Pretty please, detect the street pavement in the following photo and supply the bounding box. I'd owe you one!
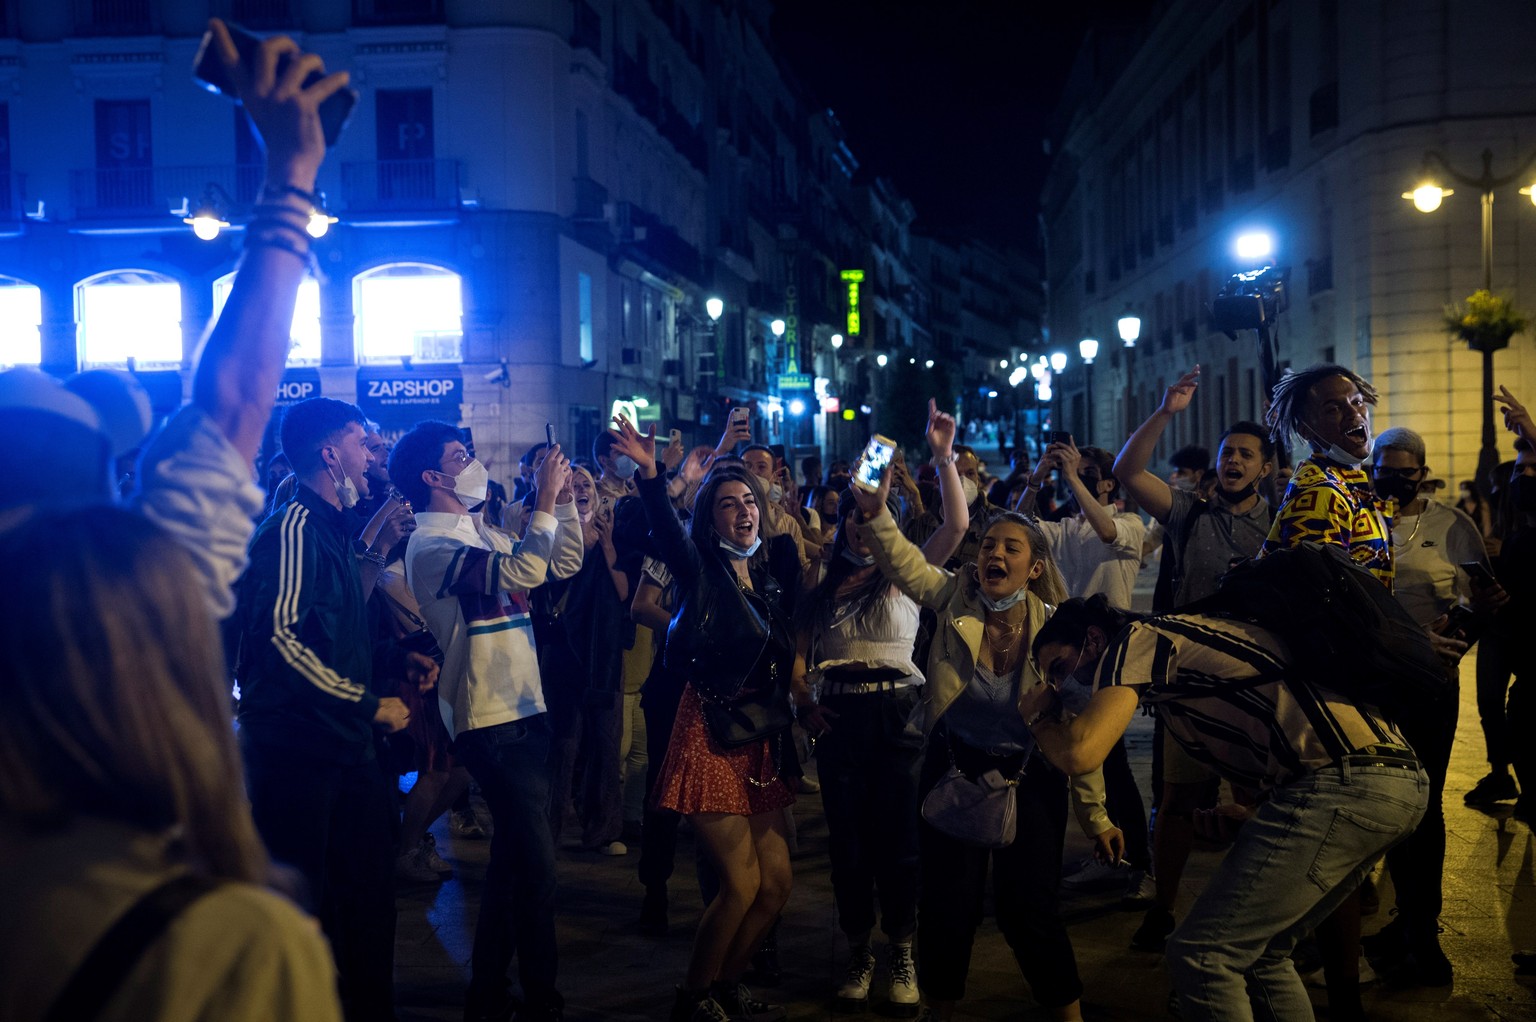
[395,560,1536,1021]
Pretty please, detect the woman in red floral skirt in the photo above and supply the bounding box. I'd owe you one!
[608,415,800,1022]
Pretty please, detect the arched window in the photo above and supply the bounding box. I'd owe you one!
[353,263,462,364]
[77,270,182,369]
[214,272,322,366]
[0,276,43,369]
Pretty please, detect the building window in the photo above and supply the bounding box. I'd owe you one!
[354,263,462,365]
[374,88,435,201]
[91,99,153,214]
[578,272,594,363]
[0,276,42,368]
[214,273,321,366]
[78,270,182,369]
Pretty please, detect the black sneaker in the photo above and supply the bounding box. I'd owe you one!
[1465,771,1519,806]
[672,987,726,1022]
[1131,905,1176,952]
[709,981,785,1022]
[1391,929,1453,987]
[744,930,782,986]
[1361,917,1407,965]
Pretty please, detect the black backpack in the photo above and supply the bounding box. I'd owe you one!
[1180,542,1451,729]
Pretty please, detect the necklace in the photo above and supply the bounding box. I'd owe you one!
[1391,508,1424,549]
[984,616,1025,663]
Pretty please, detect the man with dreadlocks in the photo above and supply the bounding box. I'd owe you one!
[1260,363,1391,581]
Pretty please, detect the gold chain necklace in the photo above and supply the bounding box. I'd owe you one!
[1392,506,1424,549]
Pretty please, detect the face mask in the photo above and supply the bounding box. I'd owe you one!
[1216,479,1257,504]
[978,584,1030,613]
[613,455,638,480]
[1510,474,1536,514]
[1303,424,1364,468]
[1170,474,1197,492]
[960,478,979,506]
[718,535,762,559]
[1373,474,1421,507]
[840,546,876,567]
[326,452,359,509]
[768,482,784,503]
[449,458,490,505]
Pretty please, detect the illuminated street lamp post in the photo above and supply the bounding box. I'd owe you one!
[1405,149,1536,480]
[1117,309,1141,436]
[1078,338,1099,444]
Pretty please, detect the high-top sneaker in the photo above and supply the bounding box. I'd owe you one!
[886,941,920,1017]
[836,943,876,1011]
[709,981,785,1021]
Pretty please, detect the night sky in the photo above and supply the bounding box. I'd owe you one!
[770,0,1157,255]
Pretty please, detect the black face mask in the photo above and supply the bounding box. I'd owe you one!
[1373,474,1422,507]
[1215,479,1258,504]
[1511,474,1536,514]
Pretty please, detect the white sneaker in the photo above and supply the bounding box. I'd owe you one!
[836,944,875,1007]
[595,840,627,856]
[886,942,920,1016]
[394,848,439,884]
[419,835,453,876]
[1061,857,1127,890]
[1121,869,1157,905]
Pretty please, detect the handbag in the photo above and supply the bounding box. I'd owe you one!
[697,639,795,748]
[920,732,1027,848]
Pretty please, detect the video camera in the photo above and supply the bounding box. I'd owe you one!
[1209,265,1290,339]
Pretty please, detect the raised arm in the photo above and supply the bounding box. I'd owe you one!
[851,464,960,610]
[611,415,703,586]
[920,398,970,566]
[1055,440,1118,544]
[190,20,351,465]
[1114,366,1201,524]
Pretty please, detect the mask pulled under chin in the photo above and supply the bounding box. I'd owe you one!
[718,535,762,559]
[1216,480,1258,504]
[977,582,1030,612]
[840,546,876,567]
[331,468,360,509]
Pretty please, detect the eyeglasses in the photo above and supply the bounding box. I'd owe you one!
[441,450,472,468]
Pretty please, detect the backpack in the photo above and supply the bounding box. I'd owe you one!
[1180,541,1451,731]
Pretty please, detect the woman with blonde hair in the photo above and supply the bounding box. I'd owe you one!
[850,466,1120,1022]
[0,508,341,1022]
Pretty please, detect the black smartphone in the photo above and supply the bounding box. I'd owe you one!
[1046,430,1074,447]
[193,22,358,148]
[1441,604,1486,646]
[545,422,556,448]
[1460,561,1498,588]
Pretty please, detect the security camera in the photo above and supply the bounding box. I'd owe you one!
[483,359,510,387]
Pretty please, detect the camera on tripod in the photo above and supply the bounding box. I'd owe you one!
[1209,265,1290,339]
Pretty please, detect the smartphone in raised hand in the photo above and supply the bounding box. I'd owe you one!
[192,21,358,147]
[852,434,898,493]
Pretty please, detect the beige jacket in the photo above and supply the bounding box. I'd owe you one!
[860,509,1114,838]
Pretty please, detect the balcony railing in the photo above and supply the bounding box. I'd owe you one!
[226,0,296,30]
[74,0,156,35]
[69,164,263,219]
[351,0,444,26]
[340,159,460,212]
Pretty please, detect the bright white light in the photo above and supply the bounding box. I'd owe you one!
[1049,351,1068,372]
[1079,337,1100,363]
[909,357,916,364]
[770,318,786,337]
[1406,184,1449,214]
[830,333,844,349]
[1234,231,1273,263]
[1117,314,1141,345]
[215,274,321,365]
[186,213,227,241]
[999,359,1009,368]
[876,353,888,367]
[789,398,806,415]
[79,273,183,368]
[1523,185,1536,208]
[307,209,339,239]
[632,396,651,409]
[859,404,872,415]
[356,264,463,363]
[0,279,42,368]
[1030,363,1045,381]
[1009,367,1028,387]
[925,359,935,368]
[706,296,724,322]
[987,390,999,398]
[1037,381,1053,401]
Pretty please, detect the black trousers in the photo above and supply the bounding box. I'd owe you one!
[638,681,685,890]
[1507,654,1536,804]
[916,734,1083,1008]
[1475,632,1514,769]
[1384,694,1458,932]
[815,687,924,940]
[243,738,398,1022]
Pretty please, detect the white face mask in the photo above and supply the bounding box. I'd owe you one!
[326,452,359,509]
[1303,424,1365,469]
[448,458,490,505]
[960,477,979,506]
[613,454,638,480]
[978,584,1030,612]
[718,535,762,559]
[768,482,784,503]
[840,546,876,567]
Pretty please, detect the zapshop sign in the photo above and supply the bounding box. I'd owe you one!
[357,367,463,427]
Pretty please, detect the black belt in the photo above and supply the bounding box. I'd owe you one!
[1339,744,1419,770]
[822,679,913,696]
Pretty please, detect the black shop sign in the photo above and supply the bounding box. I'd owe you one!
[356,367,463,428]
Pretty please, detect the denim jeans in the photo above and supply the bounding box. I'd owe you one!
[455,715,561,1016]
[1166,753,1429,1021]
[814,686,924,940]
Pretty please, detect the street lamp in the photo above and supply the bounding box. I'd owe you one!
[770,318,786,337]
[1078,338,1100,444]
[1049,351,1067,373]
[1117,309,1141,347]
[876,353,888,367]
[1404,147,1536,481]
[830,332,843,349]
[706,296,724,322]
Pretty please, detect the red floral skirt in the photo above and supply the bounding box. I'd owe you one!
[651,684,794,816]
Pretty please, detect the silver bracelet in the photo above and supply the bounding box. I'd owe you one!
[933,452,957,468]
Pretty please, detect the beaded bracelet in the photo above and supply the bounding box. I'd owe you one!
[248,216,313,243]
[933,452,957,468]
[259,183,323,208]
[245,231,310,263]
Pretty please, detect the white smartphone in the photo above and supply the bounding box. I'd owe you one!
[852,434,898,493]
[729,406,749,430]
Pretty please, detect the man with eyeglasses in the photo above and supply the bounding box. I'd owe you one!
[1359,426,1501,986]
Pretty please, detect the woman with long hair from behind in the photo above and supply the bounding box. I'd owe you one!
[0,508,342,1022]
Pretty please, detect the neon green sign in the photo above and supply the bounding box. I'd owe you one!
[840,269,863,336]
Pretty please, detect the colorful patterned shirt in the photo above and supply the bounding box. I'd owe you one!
[1261,456,1394,589]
